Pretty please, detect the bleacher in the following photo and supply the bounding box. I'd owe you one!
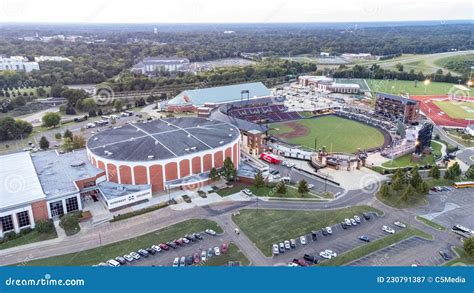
[227,104,301,123]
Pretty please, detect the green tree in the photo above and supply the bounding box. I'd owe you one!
[253,171,265,189]
[401,184,415,201]
[410,167,423,189]
[79,97,97,112]
[72,135,86,149]
[209,168,219,182]
[36,87,47,97]
[297,179,309,194]
[418,181,430,195]
[42,112,61,128]
[39,136,50,149]
[465,165,474,180]
[114,99,124,111]
[275,181,287,194]
[54,132,62,140]
[429,165,440,179]
[392,177,404,191]
[222,157,236,181]
[62,137,74,152]
[63,129,73,140]
[379,183,391,197]
[464,237,474,258]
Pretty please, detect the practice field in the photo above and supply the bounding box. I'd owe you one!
[366,79,472,96]
[433,100,474,119]
[335,78,370,92]
[269,115,386,153]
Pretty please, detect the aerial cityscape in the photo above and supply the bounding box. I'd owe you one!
[0,1,472,291]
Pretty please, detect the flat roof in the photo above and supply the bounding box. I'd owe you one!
[167,82,272,107]
[98,181,150,200]
[0,152,45,210]
[31,150,103,198]
[376,92,417,105]
[87,117,240,162]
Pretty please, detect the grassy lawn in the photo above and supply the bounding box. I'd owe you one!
[319,228,432,266]
[20,219,222,266]
[434,53,474,74]
[216,182,251,197]
[202,243,250,266]
[376,187,428,209]
[381,141,441,168]
[366,79,470,96]
[415,216,446,231]
[232,206,382,257]
[0,229,58,250]
[445,129,474,148]
[444,247,474,266]
[424,178,455,188]
[216,182,322,199]
[269,115,385,153]
[433,101,474,119]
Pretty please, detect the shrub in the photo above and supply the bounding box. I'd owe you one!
[35,219,55,234]
[59,212,82,236]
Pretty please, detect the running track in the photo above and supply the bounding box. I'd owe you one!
[411,95,472,127]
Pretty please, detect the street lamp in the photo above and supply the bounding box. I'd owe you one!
[423,79,430,94]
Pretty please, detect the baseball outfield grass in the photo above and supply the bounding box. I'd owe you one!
[269,115,385,153]
[433,100,474,119]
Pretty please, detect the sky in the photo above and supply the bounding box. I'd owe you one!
[0,0,472,23]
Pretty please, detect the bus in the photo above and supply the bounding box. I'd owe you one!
[260,153,281,164]
[453,181,474,188]
[452,224,473,236]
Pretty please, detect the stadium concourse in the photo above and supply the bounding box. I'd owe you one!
[411,95,473,127]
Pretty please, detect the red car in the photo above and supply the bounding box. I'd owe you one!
[193,253,200,264]
[159,243,169,250]
[221,243,228,254]
[297,259,309,267]
[174,239,183,246]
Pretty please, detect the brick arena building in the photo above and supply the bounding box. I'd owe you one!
[86,117,241,192]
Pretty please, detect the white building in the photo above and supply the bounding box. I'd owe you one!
[131,56,190,75]
[0,56,40,72]
[34,56,72,62]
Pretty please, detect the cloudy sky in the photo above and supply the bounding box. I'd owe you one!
[0,0,472,23]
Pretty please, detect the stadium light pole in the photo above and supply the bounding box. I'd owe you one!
[423,79,430,94]
[314,137,317,151]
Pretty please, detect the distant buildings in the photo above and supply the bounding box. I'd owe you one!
[131,56,190,75]
[0,56,39,72]
[341,53,376,61]
[34,56,72,62]
[375,92,420,124]
[298,76,360,94]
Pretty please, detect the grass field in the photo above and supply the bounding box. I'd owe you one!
[202,243,250,266]
[0,229,58,250]
[444,247,474,266]
[415,216,446,231]
[269,115,385,153]
[20,219,222,266]
[433,100,474,119]
[319,228,432,266]
[366,79,471,96]
[381,141,442,168]
[434,53,474,75]
[232,206,381,257]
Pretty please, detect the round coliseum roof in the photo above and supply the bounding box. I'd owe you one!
[86,117,240,162]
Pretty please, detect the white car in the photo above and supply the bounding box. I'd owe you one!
[201,250,207,262]
[307,184,315,189]
[354,215,361,223]
[319,251,332,259]
[288,262,299,267]
[214,246,221,256]
[130,252,141,260]
[272,244,279,255]
[382,225,395,234]
[325,249,337,258]
[205,229,217,236]
[284,240,291,250]
[123,254,134,262]
[326,226,333,234]
[242,189,253,196]
[107,259,120,267]
[345,218,352,226]
[151,245,162,253]
[181,237,190,244]
[350,218,357,225]
[300,235,307,245]
[394,221,406,228]
[172,257,179,267]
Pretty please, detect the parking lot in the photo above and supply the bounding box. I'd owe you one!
[269,212,408,266]
[349,236,452,266]
[126,232,232,267]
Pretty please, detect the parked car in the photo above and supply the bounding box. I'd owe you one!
[130,252,141,260]
[341,222,347,229]
[290,239,296,248]
[350,218,357,226]
[107,259,121,267]
[174,239,183,246]
[242,189,254,196]
[326,226,333,235]
[207,248,214,258]
[394,221,406,228]
[185,255,194,266]
[362,213,371,220]
[345,218,352,226]
[173,257,179,267]
[439,251,450,261]
[180,256,186,266]
[201,250,207,262]
[138,249,149,257]
[297,259,309,267]
[123,254,134,262]
[284,240,291,250]
[279,242,285,253]
[325,249,337,258]
[311,231,318,241]
[194,253,201,264]
[354,215,361,223]
[221,243,228,254]
[151,245,162,253]
[382,225,395,234]
[273,244,280,255]
[307,184,315,189]
[146,247,156,255]
[167,242,178,249]
[304,254,318,264]
[181,237,190,244]
[319,251,332,259]
[159,243,169,250]
[194,233,203,240]
[300,235,307,245]
[358,235,370,242]
[205,229,217,236]
[115,256,126,265]
[214,246,221,256]
[321,228,328,236]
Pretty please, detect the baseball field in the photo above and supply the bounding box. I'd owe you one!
[433,100,474,119]
[269,115,385,153]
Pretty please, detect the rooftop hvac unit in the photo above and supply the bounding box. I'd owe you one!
[190,147,196,150]
[148,155,154,160]
[219,141,224,144]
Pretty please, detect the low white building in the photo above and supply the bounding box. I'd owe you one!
[0,56,40,72]
[131,56,190,75]
[98,181,152,211]
[34,56,72,62]
[466,125,474,136]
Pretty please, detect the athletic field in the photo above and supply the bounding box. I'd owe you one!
[365,79,472,96]
[433,100,474,119]
[269,115,385,153]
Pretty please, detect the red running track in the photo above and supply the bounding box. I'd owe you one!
[411,95,471,127]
